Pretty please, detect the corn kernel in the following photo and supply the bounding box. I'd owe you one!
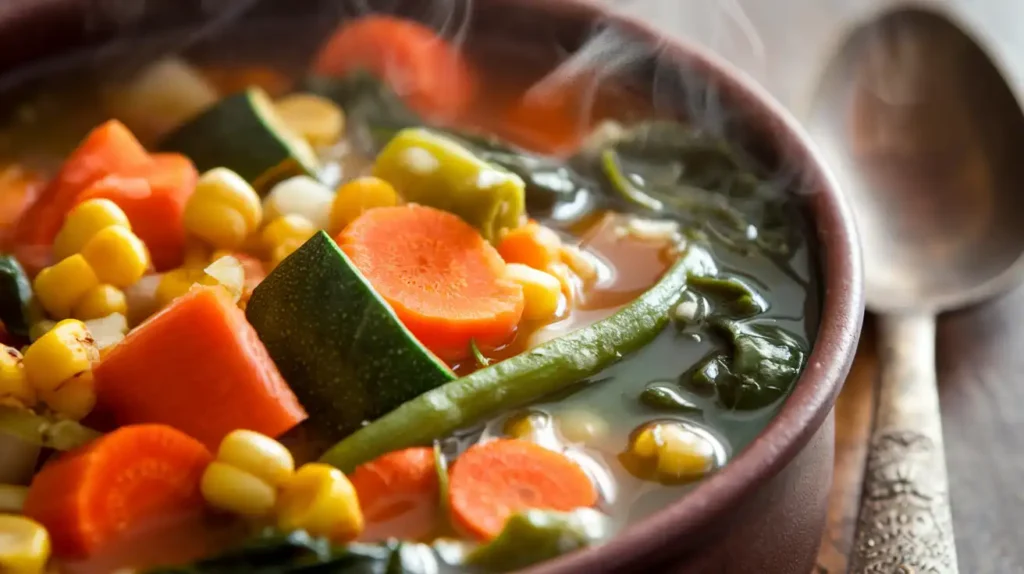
[330,176,398,234]
[505,263,561,321]
[268,239,305,270]
[275,93,346,147]
[22,319,98,394]
[217,430,295,488]
[52,198,132,261]
[631,428,658,459]
[185,168,262,250]
[629,423,718,481]
[72,284,128,321]
[261,215,317,255]
[33,255,100,319]
[80,225,150,289]
[201,461,276,518]
[557,409,609,446]
[0,346,34,409]
[277,463,363,542]
[40,370,96,421]
[155,268,208,308]
[503,410,549,440]
[0,514,51,574]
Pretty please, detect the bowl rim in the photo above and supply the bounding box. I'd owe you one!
[0,0,865,571]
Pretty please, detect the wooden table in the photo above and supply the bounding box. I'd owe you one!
[815,282,1024,573]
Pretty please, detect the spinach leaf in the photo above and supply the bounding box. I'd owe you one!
[687,275,767,319]
[639,382,703,414]
[684,320,806,411]
[145,529,437,574]
[0,255,35,339]
[467,508,612,572]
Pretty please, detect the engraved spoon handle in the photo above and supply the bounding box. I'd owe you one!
[849,313,958,574]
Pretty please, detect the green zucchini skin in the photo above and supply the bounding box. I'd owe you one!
[320,253,691,472]
[0,255,34,339]
[159,88,318,192]
[245,231,454,442]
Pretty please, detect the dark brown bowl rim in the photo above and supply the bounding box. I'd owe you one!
[0,0,864,571]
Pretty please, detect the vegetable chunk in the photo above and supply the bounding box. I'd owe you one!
[94,287,306,449]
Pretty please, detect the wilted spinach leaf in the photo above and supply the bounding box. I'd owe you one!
[684,320,806,410]
[0,255,35,338]
[687,275,768,319]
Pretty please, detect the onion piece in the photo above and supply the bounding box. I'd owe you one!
[204,256,245,303]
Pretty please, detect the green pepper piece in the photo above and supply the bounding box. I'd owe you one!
[467,508,612,572]
[0,256,35,339]
[320,245,698,472]
[372,128,526,243]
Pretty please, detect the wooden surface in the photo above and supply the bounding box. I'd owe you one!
[815,282,1024,573]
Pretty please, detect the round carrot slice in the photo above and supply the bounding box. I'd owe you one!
[448,439,598,540]
[338,205,524,362]
[312,15,476,121]
[349,447,439,540]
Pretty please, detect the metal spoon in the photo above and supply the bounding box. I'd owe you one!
[806,7,1024,573]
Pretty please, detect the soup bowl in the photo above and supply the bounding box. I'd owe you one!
[0,0,864,572]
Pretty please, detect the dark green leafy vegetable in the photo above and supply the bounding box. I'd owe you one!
[146,529,423,574]
[320,246,701,472]
[0,255,35,338]
[639,382,702,414]
[684,321,807,410]
[687,275,768,318]
[0,406,100,450]
[467,508,612,572]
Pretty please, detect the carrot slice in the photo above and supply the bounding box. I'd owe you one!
[448,439,597,540]
[349,446,439,541]
[22,424,212,558]
[312,15,476,120]
[14,120,151,247]
[497,222,562,270]
[77,153,198,271]
[94,287,307,449]
[337,205,524,362]
[0,165,44,250]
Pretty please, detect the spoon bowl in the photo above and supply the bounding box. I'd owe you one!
[808,7,1024,573]
[809,7,1024,314]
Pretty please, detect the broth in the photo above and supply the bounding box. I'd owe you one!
[0,10,818,574]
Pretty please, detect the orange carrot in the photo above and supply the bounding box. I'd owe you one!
[77,153,198,271]
[497,222,563,270]
[22,424,213,558]
[337,205,524,362]
[349,447,439,541]
[94,287,307,450]
[496,88,592,156]
[0,165,44,250]
[448,439,597,540]
[313,15,476,120]
[14,120,151,247]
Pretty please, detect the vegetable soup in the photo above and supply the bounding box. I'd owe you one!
[0,9,818,574]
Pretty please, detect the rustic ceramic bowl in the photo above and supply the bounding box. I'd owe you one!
[0,0,864,572]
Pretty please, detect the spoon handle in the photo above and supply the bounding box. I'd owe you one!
[849,313,958,573]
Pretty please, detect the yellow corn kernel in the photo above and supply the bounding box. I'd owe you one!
[330,176,398,234]
[40,370,96,421]
[0,514,51,574]
[505,263,561,322]
[80,225,150,289]
[71,284,128,321]
[155,268,208,308]
[503,410,549,440]
[52,198,132,261]
[22,319,98,394]
[267,239,306,270]
[654,424,717,479]
[0,346,35,409]
[275,93,346,147]
[261,215,317,254]
[217,430,295,488]
[630,427,658,459]
[33,255,100,319]
[556,409,609,446]
[185,168,263,250]
[201,461,276,518]
[277,463,363,542]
